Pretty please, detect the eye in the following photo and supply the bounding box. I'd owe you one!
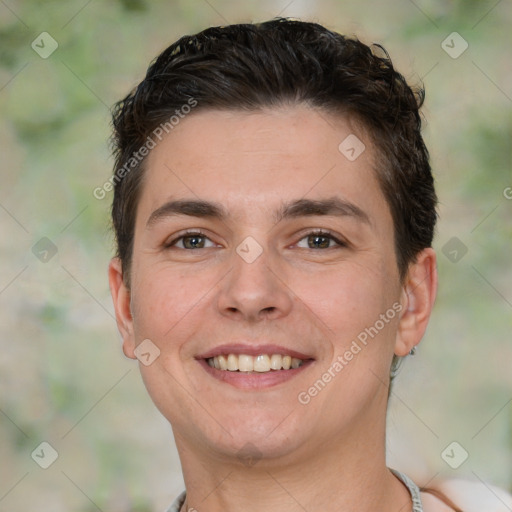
[295,230,346,250]
[164,229,346,250]
[165,231,217,249]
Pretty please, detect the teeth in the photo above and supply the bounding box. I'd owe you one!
[208,354,305,372]
[238,354,254,372]
[218,355,228,370]
[227,354,238,371]
[291,357,302,369]
[270,354,282,370]
[253,354,270,372]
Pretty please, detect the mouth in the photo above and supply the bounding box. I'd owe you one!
[196,345,315,390]
[207,353,305,372]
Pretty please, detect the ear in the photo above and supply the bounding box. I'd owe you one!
[108,257,137,359]
[395,248,438,357]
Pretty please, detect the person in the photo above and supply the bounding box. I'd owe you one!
[107,18,510,512]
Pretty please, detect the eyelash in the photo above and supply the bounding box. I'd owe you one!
[164,229,347,250]
[298,230,347,249]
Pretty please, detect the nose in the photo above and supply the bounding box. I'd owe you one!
[216,242,293,323]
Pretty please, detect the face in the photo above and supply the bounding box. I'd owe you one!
[109,105,436,466]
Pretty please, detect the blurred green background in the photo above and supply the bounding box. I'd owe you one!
[0,0,511,510]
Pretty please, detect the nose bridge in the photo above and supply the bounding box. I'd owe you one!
[216,235,292,321]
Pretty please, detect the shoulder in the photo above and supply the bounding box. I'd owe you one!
[422,478,512,512]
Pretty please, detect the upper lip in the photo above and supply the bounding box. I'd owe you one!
[196,344,315,361]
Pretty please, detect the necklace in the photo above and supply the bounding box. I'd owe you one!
[392,469,423,512]
[175,471,423,512]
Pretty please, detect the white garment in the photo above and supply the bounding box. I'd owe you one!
[434,478,512,512]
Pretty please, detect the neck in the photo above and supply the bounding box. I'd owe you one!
[174,418,411,512]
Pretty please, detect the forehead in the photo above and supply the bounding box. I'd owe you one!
[136,106,389,227]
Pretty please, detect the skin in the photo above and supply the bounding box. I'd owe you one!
[109,106,441,511]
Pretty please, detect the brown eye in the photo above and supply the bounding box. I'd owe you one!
[296,230,346,249]
[165,231,216,249]
[308,234,331,249]
[181,234,206,249]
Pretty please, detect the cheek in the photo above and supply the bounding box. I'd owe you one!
[130,266,210,345]
[302,266,399,408]
[128,268,211,419]
[296,264,393,337]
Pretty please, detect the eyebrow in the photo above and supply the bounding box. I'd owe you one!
[146,196,371,228]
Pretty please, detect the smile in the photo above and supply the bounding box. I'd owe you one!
[207,354,304,373]
[197,344,315,389]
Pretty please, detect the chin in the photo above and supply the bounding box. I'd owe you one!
[172,404,310,463]
[219,411,315,463]
[218,431,306,466]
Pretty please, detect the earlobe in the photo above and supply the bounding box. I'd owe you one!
[108,258,137,359]
[395,248,438,357]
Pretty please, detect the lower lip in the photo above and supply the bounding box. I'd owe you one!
[197,359,314,390]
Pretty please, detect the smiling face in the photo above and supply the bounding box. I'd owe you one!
[109,105,436,467]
